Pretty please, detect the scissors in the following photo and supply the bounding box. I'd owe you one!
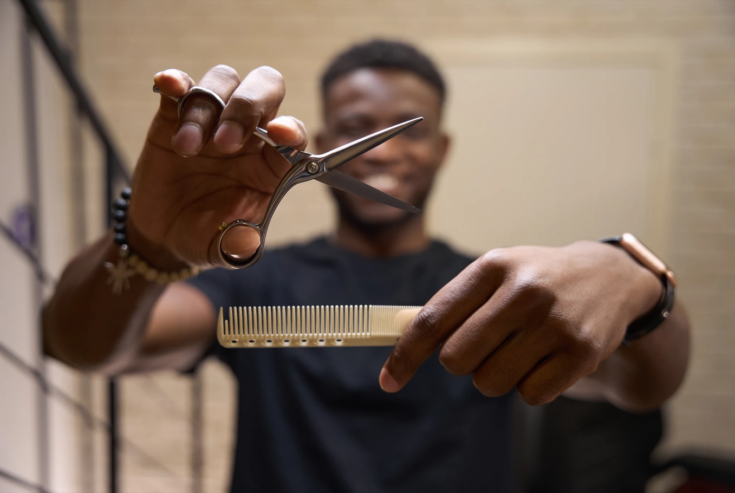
[153,85,423,269]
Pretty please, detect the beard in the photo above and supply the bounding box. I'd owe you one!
[330,185,432,235]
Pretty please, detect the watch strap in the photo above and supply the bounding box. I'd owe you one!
[601,236,676,343]
[624,273,674,342]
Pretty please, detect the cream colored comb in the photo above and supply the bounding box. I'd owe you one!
[217,305,422,348]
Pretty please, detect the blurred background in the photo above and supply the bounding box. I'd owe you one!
[1,0,733,492]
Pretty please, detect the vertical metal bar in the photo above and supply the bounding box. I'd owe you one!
[108,380,119,493]
[106,147,116,221]
[17,0,130,184]
[106,146,119,493]
[65,0,87,247]
[78,376,94,492]
[22,16,49,493]
[191,370,203,493]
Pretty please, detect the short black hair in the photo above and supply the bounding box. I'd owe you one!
[320,39,446,106]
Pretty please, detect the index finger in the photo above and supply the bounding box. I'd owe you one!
[213,66,286,154]
[379,254,505,392]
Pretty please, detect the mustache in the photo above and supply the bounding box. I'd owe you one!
[329,184,433,232]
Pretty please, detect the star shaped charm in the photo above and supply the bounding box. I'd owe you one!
[104,259,135,294]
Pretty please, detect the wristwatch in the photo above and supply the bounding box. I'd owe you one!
[601,233,677,343]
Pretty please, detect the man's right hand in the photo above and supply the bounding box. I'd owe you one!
[128,64,308,268]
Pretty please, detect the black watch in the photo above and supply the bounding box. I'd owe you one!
[601,233,677,343]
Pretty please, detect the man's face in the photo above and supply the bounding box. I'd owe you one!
[316,68,449,227]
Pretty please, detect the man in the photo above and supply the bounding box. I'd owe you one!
[44,40,689,492]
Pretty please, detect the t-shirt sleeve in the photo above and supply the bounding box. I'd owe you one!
[187,267,234,312]
[184,257,278,371]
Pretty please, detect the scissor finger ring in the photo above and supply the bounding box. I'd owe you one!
[152,84,423,270]
[153,85,226,117]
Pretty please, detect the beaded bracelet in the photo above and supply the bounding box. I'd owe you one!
[104,188,199,294]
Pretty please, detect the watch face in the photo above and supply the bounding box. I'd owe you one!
[620,233,678,288]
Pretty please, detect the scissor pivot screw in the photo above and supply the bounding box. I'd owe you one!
[306,161,319,174]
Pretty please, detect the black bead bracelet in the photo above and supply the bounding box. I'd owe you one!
[104,187,199,294]
[111,188,130,251]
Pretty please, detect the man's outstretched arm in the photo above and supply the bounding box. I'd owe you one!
[43,64,309,374]
[379,240,690,411]
[42,230,216,374]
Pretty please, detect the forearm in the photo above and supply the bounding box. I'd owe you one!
[43,231,168,373]
[576,300,690,411]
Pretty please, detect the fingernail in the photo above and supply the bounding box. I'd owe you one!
[173,123,203,156]
[379,367,401,393]
[156,69,176,82]
[214,121,245,153]
[271,116,298,132]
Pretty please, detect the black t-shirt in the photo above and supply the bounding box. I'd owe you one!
[188,237,513,493]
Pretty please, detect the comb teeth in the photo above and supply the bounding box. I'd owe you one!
[217,305,422,348]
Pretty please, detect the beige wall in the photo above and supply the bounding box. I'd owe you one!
[4,0,728,491]
[426,40,676,255]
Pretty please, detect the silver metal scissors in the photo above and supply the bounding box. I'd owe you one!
[153,85,423,269]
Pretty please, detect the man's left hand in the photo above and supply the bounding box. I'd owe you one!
[379,240,663,405]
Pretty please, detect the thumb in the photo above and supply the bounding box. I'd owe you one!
[218,225,261,263]
[211,116,309,267]
[266,116,309,151]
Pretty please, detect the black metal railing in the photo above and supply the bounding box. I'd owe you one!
[1,1,203,492]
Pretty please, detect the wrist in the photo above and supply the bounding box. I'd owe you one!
[126,214,189,272]
[627,258,664,321]
[598,241,660,321]
[600,234,677,342]
[104,188,199,294]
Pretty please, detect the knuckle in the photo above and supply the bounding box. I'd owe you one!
[225,95,261,119]
[472,373,511,398]
[479,248,508,271]
[511,277,548,304]
[438,344,471,375]
[472,249,511,286]
[568,327,602,356]
[556,329,602,375]
[411,307,441,339]
[517,383,556,406]
[183,102,218,124]
[585,357,600,375]
[504,277,556,324]
[210,64,240,85]
[253,66,284,87]
[576,349,601,375]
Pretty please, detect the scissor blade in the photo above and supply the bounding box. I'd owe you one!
[316,170,422,214]
[318,117,424,171]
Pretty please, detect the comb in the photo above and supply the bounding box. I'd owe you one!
[217,305,422,348]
